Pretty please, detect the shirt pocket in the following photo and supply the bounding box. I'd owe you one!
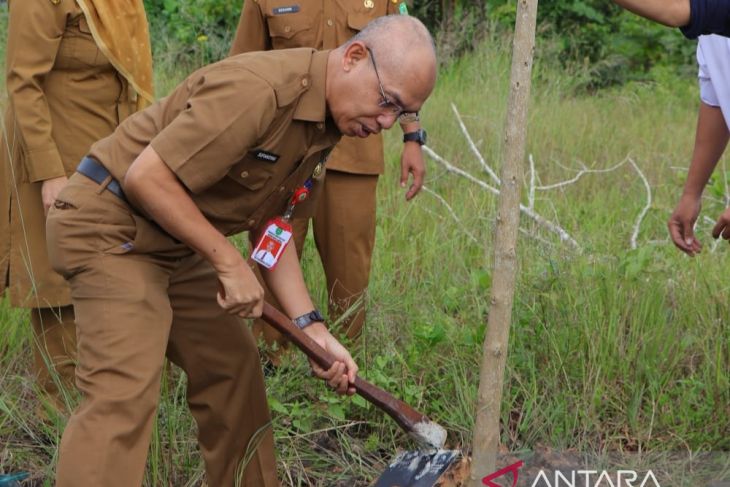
[226,158,275,191]
[54,16,105,71]
[347,11,377,33]
[266,9,315,49]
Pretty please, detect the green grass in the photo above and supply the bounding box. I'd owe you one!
[1,15,728,486]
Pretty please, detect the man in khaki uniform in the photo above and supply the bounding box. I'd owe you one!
[47,15,437,486]
[0,0,152,410]
[231,0,427,352]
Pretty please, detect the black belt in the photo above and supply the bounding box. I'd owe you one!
[76,156,126,201]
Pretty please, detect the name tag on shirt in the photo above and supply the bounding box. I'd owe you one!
[252,150,280,163]
[273,5,300,15]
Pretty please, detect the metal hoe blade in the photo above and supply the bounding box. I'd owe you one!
[374,449,462,487]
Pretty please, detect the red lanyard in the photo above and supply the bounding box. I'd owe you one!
[282,179,312,221]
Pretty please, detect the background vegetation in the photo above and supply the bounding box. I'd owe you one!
[1,1,728,486]
[143,0,697,88]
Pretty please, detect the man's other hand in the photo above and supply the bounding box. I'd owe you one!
[216,261,265,318]
[305,323,358,395]
[668,194,703,256]
[400,141,425,200]
[41,175,69,215]
[711,206,730,244]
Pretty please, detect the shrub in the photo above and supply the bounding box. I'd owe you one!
[142,0,696,89]
[144,0,243,66]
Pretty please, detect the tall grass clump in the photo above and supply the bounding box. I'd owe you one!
[374,35,727,457]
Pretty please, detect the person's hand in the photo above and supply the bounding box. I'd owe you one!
[41,176,69,215]
[711,206,730,244]
[216,258,264,318]
[305,323,358,395]
[400,142,425,201]
[668,193,703,256]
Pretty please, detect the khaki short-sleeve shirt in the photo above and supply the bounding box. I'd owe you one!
[89,49,340,235]
[230,0,405,175]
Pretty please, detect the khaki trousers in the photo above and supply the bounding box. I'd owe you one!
[30,305,76,412]
[47,175,278,487]
[253,170,378,362]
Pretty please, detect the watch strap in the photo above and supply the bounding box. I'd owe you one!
[403,129,427,145]
[398,111,420,124]
[292,309,325,330]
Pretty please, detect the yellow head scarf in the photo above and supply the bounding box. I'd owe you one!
[75,0,154,110]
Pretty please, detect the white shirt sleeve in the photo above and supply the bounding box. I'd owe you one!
[698,38,721,107]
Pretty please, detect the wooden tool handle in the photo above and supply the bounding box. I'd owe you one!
[260,302,430,435]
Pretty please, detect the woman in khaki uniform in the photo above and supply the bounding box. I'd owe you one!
[0,0,153,409]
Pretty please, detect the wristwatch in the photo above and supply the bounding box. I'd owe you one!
[292,309,325,330]
[403,128,427,146]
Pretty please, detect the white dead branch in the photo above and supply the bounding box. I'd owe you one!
[534,157,629,192]
[528,154,536,209]
[451,103,500,185]
[424,105,667,253]
[423,144,581,251]
[629,158,651,250]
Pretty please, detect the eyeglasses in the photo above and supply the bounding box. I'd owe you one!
[366,46,404,116]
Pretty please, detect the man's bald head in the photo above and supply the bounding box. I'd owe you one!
[326,15,438,138]
[346,15,436,78]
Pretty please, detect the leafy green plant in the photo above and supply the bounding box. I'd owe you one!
[488,0,695,88]
[144,0,243,66]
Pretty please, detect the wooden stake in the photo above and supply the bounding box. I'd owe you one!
[469,0,538,485]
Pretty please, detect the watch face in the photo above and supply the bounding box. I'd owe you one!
[404,130,427,145]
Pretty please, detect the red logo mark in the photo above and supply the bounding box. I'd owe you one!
[482,460,524,487]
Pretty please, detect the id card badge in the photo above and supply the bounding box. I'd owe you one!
[252,217,292,269]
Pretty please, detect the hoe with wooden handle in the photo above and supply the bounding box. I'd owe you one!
[260,302,466,486]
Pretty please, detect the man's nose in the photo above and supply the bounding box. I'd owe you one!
[377,111,398,130]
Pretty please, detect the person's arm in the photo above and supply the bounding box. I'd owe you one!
[254,239,358,394]
[614,0,730,39]
[386,5,426,200]
[125,143,355,393]
[6,0,72,212]
[125,145,265,317]
[399,117,426,200]
[612,0,690,27]
[668,102,729,255]
[229,0,271,56]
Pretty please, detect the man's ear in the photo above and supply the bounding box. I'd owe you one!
[342,41,368,72]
